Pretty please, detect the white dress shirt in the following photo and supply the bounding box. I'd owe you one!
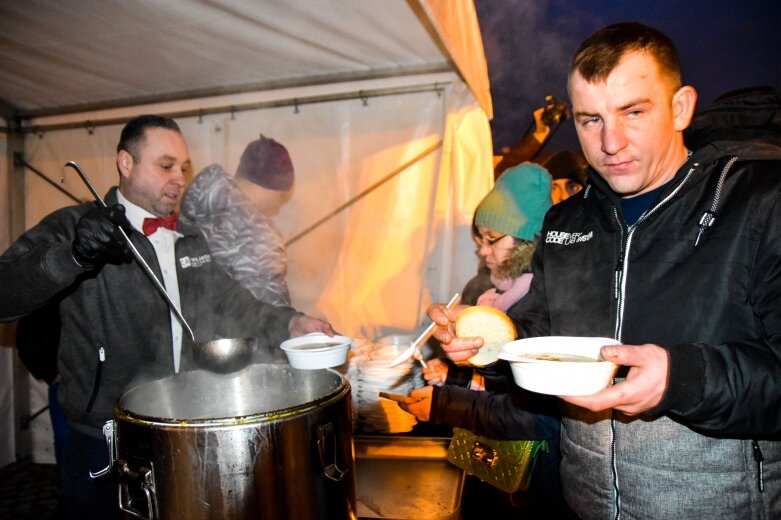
[117,191,185,372]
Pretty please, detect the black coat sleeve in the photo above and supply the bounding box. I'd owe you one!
[0,207,89,321]
[430,385,560,441]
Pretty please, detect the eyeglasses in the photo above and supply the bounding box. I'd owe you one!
[475,233,507,247]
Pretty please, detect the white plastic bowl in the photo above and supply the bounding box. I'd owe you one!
[280,333,353,369]
[499,336,620,395]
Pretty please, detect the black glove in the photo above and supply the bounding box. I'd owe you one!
[71,204,132,268]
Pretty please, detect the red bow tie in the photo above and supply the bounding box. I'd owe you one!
[142,214,179,236]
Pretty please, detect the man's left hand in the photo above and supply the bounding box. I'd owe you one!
[289,314,335,337]
[561,343,668,415]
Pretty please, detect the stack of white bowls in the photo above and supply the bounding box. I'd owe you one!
[354,334,421,433]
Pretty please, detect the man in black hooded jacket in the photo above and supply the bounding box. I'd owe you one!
[427,24,781,519]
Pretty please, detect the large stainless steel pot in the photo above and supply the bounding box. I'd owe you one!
[97,364,355,519]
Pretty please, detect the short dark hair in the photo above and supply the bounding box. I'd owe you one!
[117,115,181,161]
[569,22,682,93]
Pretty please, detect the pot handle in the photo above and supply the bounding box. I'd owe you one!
[118,459,158,520]
[89,420,116,479]
[317,422,349,482]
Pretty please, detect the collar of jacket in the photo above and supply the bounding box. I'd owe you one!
[580,153,702,230]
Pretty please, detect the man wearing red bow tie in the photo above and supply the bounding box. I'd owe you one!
[0,115,334,519]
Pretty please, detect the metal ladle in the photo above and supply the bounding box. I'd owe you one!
[192,337,257,374]
[63,161,196,342]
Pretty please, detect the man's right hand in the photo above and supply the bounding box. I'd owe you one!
[427,303,483,365]
[71,204,131,268]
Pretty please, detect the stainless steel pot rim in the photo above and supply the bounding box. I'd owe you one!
[113,378,351,428]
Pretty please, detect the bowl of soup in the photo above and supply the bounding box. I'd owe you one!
[498,336,620,395]
[280,333,353,369]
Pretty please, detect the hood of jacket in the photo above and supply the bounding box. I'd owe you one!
[685,85,781,159]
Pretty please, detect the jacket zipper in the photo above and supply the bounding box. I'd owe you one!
[752,440,765,492]
[610,205,628,520]
[612,206,625,305]
[695,157,736,246]
[608,159,699,520]
[85,345,105,413]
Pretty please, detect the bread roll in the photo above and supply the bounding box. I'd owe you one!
[455,305,517,367]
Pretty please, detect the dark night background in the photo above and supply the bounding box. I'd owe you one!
[474,0,781,155]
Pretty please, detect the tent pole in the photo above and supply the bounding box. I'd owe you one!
[19,83,448,135]
[2,121,32,463]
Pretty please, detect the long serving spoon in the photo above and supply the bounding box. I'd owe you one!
[62,161,196,342]
[388,292,461,369]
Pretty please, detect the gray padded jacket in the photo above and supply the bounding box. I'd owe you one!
[180,164,291,306]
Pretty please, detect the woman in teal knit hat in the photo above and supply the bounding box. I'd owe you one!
[427,162,553,387]
[410,163,571,517]
[472,162,552,311]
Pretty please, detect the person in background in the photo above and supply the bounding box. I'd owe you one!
[494,95,571,178]
[493,106,551,177]
[424,163,552,389]
[426,23,781,518]
[461,150,587,312]
[537,150,588,204]
[0,115,333,519]
[180,134,293,307]
[389,164,572,517]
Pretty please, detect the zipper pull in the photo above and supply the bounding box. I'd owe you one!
[613,260,623,299]
[695,211,716,247]
[752,440,764,492]
[99,346,106,362]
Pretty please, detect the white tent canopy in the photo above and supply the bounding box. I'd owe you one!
[0,0,492,118]
[0,0,494,465]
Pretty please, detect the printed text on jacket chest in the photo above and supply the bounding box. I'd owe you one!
[179,254,212,268]
[545,230,594,245]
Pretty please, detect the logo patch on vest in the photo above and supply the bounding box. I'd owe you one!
[545,230,594,245]
[179,254,211,269]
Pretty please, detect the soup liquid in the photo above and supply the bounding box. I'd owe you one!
[521,353,597,362]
